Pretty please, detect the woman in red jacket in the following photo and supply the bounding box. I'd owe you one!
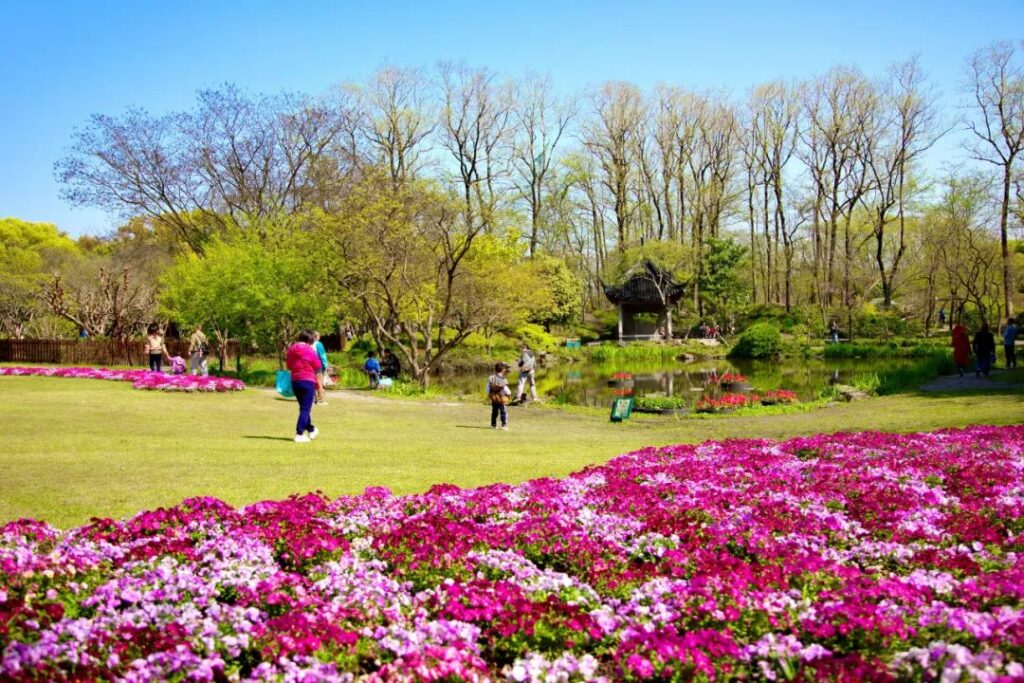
[286,330,322,443]
[951,323,971,377]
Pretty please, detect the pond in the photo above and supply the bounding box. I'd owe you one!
[431,355,919,408]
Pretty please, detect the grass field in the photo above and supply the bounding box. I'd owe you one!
[1,374,1022,528]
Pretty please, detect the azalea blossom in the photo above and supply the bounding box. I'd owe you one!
[2,425,1024,680]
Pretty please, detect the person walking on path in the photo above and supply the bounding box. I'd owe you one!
[487,363,511,430]
[951,323,971,377]
[829,321,839,343]
[972,323,996,378]
[312,331,330,405]
[188,325,209,377]
[1003,318,1018,369]
[515,344,537,404]
[286,330,322,443]
[364,351,381,390]
[144,324,170,373]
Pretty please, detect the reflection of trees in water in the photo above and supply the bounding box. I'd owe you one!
[439,357,917,407]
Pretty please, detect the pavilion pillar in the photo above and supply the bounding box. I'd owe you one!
[618,304,624,341]
[666,308,673,339]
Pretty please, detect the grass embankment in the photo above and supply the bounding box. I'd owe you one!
[1,375,1022,529]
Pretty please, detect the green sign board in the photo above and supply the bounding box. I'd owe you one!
[609,397,634,422]
[565,338,581,349]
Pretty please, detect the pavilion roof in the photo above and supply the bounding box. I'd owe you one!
[602,261,687,306]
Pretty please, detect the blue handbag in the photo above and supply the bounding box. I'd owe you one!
[275,370,294,398]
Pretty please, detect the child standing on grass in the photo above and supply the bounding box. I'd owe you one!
[364,351,381,389]
[487,363,511,430]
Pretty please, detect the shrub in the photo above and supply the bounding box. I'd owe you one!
[513,324,559,353]
[729,323,782,359]
[634,395,687,411]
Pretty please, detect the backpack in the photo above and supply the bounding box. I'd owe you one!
[489,381,510,405]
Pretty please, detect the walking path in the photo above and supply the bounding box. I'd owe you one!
[920,370,1019,392]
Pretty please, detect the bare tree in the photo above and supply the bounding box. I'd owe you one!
[582,82,645,250]
[55,109,212,254]
[862,58,943,307]
[357,65,435,187]
[963,40,1024,317]
[56,85,356,253]
[511,75,576,256]
[438,62,515,233]
[749,81,800,309]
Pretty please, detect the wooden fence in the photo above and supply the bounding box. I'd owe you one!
[0,338,239,366]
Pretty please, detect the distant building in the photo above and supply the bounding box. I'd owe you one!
[602,262,687,341]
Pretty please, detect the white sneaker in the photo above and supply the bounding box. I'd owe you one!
[501,425,508,431]
[308,427,319,440]
[294,434,310,443]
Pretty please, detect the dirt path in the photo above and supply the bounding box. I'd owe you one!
[920,370,1018,392]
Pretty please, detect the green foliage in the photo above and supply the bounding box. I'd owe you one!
[159,231,332,356]
[0,218,80,336]
[824,341,948,359]
[526,255,582,327]
[698,237,749,315]
[605,240,692,285]
[634,395,687,411]
[729,324,782,359]
[848,351,952,395]
[513,323,559,353]
[585,343,687,363]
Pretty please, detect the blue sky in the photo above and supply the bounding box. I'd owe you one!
[1,0,1021,237]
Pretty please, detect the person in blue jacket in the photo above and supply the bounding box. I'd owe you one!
[312,331,330,405]
[364,351,381,389]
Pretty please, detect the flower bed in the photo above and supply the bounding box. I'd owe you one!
[758,389,799,405]
[0,366,245,392]
[3,425,1024,681]
[695,392,757,412]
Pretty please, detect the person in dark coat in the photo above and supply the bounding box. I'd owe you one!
[381,348,401,379]
[972,323,996,377]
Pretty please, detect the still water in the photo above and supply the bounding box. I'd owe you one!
[432,356,914,408]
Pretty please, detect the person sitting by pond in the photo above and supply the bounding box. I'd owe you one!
[486,362,511,430]
[144,323,170,373]
[364,350,381,389]
[381,348,401,380]
[972,322,996,377]
[951,323,971,377]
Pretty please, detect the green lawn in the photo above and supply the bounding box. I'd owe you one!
[1,375,1022,528]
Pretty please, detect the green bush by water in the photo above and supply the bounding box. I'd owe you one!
[729,324,782,359]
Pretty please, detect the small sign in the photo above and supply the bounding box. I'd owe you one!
[565,338,581,349]
[610,396,634,422]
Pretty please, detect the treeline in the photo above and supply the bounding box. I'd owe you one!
[3,41,1023,382]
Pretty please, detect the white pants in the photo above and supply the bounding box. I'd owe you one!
[517,370,536,400]
[190,353,208,376]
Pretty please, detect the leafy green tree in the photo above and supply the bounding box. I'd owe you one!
[698,237,749,319]
[320,171,550,387]
[0,218,80,337]
[526,254,582,328]
[159,230,332,368]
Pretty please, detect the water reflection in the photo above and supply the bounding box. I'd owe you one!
[434,356,915,408]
